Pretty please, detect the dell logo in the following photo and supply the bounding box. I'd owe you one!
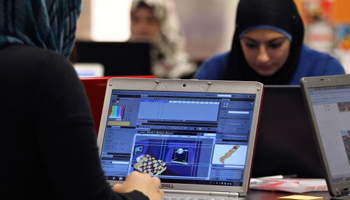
[161,184,174,188]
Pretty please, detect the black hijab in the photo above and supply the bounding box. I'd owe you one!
[222,0,304,84]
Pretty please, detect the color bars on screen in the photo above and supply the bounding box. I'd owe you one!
[109,105,125,118]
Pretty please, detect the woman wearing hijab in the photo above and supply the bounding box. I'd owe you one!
[129,0,196,79]
[194,0,345,85]
[0,1,163,199]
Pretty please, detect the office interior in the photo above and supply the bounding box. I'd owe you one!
[75,0,236,72]
[75,0,350,76]
[73,1,350,199]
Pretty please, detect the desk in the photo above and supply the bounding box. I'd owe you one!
[246,190,331,200]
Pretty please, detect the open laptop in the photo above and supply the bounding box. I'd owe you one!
[96,78,263,199]
[253,85,323,178]
[75,41,152,76]
[301,74,350,199]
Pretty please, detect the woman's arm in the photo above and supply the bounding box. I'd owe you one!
[34,52,154,200]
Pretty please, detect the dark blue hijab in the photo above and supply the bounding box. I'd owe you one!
[222,0,304,84]
[0,0,81,58]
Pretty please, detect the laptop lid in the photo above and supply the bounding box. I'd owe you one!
[301,74,350,199]
[253,85,323,178]
[96,78,263,198]
[75,41,151,76]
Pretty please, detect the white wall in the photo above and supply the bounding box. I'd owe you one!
[174,0,238,60]
[76,0,239,61]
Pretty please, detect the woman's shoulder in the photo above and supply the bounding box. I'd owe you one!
[1,45,75,75]
[1,45,70,68]
[298,44,345,73]
[4,45,68,61]
[290,44,345,84]
[0,45,79,92]
[300,45,341,64]
[206,52,230,63]
[194,52,229,80]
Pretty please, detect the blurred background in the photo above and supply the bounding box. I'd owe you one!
[75,0,350,74]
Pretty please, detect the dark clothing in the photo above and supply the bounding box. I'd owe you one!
[0,45,148,200]
[222,0,304,84]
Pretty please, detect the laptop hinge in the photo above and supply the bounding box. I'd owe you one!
[210,191,230,197]
[340,188,350,196]
[229,192,240,198]
[330,188,350,200]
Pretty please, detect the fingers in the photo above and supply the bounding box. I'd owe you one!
[158,188,165,199]
[112,183,123,193]
[152,176,161,185]
[152,176,164,200]
[114,171,164,200]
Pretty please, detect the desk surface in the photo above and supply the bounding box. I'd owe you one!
[246,190,331,200]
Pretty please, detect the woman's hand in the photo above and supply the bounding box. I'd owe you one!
[112,171,164,200]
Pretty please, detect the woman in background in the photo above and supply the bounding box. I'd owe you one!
[194,0,345,85]
[130,0,196,79]
[0,0,163,199]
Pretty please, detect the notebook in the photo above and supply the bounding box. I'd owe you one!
[301,74,350,199]
[75,41,151,76]
[79,76,156,136]
[253,85,323,178]
[96,78,263,199]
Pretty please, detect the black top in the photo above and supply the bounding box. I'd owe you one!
[0,45,148,200]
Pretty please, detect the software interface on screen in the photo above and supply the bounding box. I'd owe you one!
[100,90,256,186]
[309,85,350,184]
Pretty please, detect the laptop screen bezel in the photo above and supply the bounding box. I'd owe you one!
[96,78,263,196]
[301,75,350,197]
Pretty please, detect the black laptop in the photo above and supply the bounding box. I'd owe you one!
[301,74,350,199]
[252,85,323,178]
[75,41,152,76]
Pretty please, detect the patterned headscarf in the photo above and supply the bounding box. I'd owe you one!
[0,0,81,58]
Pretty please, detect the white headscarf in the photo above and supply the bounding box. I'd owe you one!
[131,0,196,78]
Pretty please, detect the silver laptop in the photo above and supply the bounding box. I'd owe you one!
[97,78,263,199]
[301,74,350,199]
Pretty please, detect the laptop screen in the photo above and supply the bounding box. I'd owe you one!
[100,89,256,186]
[309,85,350,184]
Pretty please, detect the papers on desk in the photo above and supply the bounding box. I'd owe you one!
[277,195,323,200]
[250,178,328,193]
